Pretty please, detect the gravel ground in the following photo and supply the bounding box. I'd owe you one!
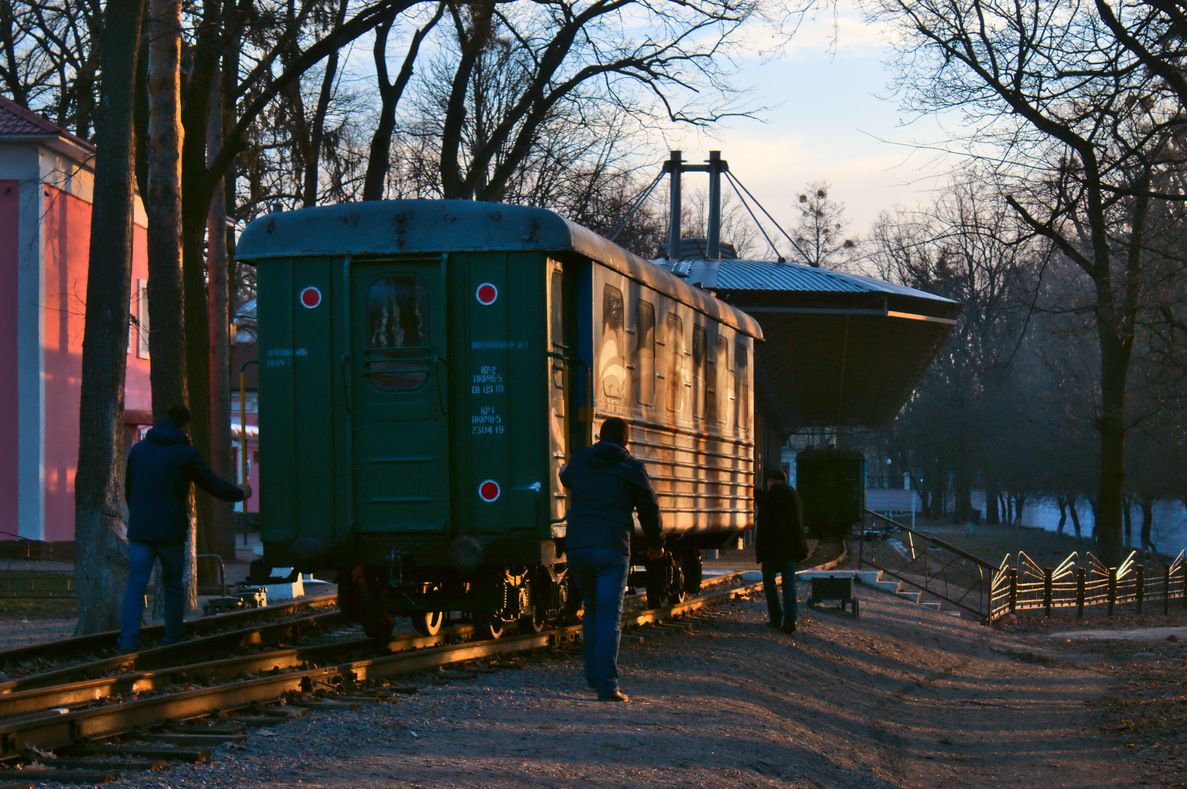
[0,615,75,649]
[64,580,1151,789]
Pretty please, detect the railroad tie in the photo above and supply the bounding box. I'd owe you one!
[77,743,212,763]
[0,766,119,785]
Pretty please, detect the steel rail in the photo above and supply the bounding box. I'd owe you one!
[0,571,744,718]
[0,610,344,695]
[0,626,469,719]
[0,578,763,760]
[0,595,338,670]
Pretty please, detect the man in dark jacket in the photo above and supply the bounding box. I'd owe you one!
[756,468,808,634]
[560,417,663,702]
[118,405,249,651]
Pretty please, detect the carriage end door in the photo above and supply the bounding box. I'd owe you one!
[350,261,449,534]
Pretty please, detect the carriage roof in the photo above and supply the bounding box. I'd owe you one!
[237,199,763,339]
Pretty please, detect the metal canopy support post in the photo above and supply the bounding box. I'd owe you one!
[663,150,730,260]
[666,150,682,260]
[707,151,722,259]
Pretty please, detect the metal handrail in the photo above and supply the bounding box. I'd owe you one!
[859,509,997,622]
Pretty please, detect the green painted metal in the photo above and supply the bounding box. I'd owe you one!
[251,248,556,560]
[241,200,763,581]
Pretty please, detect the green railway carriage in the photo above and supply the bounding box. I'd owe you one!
[237,200,763,638]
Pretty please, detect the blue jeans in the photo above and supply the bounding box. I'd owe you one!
[119,540,185,651]
[567,548,631,697]
[762,559,798,627]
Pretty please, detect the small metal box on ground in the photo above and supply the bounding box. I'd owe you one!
[807,574,858,616]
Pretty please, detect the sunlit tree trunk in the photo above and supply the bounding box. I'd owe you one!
[207,71,236,560]
[73,0,147,635]
[145,0,195,609]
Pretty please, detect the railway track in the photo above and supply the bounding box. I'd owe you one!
[0,594,340,676]
[0,572,759,785]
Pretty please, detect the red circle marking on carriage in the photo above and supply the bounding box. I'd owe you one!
[475,282,498,305]
[299,286,322,309]
[478,480,501,502]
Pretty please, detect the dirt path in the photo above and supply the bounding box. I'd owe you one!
[93,580,1143,789]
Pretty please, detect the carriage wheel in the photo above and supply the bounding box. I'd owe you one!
[411,610,445,637]
[474,613,506,640]
[519,606,548,634]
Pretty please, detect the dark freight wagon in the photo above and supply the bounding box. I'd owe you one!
[236,200,763,639]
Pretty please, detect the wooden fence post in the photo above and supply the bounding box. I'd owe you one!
[1164,567,1171,616]
[1043,567,1054,617]
[1008,568,1018,614]
[1108,568,1117,616]
[1076,568,1086,618]
[1135,565,1144,614]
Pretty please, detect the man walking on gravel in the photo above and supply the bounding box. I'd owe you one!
[118,405,250,652]
[756,468,808,634]
[560,417,664,702]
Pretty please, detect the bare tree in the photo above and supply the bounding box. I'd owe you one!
[73,0,147,634]
[793,181,854,269]
[425,0,756,202]
[362,1,445,200]
[145,0,197,606]
[0,0,103,137]
[872,0,1186,563]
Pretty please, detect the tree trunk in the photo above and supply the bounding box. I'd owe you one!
[1122,495,1134,548]
[300,0,347,208]
[146,0,195,609]
[363,2,444,200]
[1095,328,1130,566]
[206,72,236,560]
[73,0,147,635]
[1056,495,1067,535]
[1139,496,1153,552]
[1069,500,1082,538]
[986,486,1000,524]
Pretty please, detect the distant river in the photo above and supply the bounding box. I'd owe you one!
[971,493,1187,557]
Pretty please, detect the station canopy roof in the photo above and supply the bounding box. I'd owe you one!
[651,256,961,434]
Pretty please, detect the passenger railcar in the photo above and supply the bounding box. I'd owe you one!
[236,200,763,639]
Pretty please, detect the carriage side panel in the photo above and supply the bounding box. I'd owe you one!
[449,251,552,562]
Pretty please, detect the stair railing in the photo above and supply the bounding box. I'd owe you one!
[857,509,999,624]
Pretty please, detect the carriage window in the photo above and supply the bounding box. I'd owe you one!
[550,270,564,348]
[665,314,684,413]
[735,343,749,428]
[635,301,655,406]
[693,326,707,419]
[366,275,430,390]
[601,286,626,399]
[715,336,729,424]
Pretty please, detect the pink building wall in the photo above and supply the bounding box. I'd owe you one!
[41,185,151,541]
[0,182,17,539]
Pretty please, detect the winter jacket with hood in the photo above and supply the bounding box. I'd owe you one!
[755,481,808,564]
[559,439,663,555]
[125,418,246,543]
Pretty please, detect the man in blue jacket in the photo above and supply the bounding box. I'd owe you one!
[118,405,249,651]
[560,417,663,702]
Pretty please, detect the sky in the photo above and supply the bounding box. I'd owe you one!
[657,1,964,250]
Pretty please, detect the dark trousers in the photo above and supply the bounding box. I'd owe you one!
[119,540,185,651]
[762,559,798,627]
[567,548,631,697]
